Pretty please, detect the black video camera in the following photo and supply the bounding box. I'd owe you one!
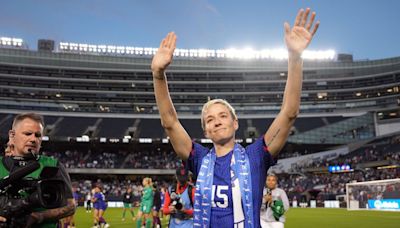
[0,160,67,228]
[170,192,183,211]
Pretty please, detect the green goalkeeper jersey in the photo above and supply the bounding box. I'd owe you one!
[141,186,154,205]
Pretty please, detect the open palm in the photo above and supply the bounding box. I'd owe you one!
[285,8,319,55]
[151,32,177,73]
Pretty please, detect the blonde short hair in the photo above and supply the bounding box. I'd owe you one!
[12,112,44,130]
[201,99,237,130]
[143,177,152,186]
[267,173,278,182]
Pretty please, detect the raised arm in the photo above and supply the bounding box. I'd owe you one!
[264,8,319,157]
[151,32,192,160]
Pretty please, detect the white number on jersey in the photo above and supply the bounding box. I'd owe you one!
[211,185,229,208]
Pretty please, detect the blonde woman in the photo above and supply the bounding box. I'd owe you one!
[136,177,154,228]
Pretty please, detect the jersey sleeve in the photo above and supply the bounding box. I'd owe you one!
[183,142,209,180]
[281,189,290,211]
[246,136,276,171]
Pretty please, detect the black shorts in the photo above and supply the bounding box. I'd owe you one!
[153,205,161,212]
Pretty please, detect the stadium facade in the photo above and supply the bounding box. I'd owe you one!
[0,38,398,143]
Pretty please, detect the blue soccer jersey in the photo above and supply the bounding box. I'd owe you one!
[73,192,79,201]
[93,192,107,210]
[73,192,79,207]
[186,137,275,228]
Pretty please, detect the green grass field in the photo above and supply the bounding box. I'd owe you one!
[285,208,400,228]
[71,207,400,228]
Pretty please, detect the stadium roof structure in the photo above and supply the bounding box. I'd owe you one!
[0,37,398,119]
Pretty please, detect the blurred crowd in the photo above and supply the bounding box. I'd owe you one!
[39,134,399,205]
[43,148,180,169]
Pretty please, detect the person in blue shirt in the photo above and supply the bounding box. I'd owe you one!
[92,185,109,228]
[151,8,319,228]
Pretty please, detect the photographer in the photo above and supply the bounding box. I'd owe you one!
[163,167,195,228]
[0,113,75,228]
[260,174,289,228]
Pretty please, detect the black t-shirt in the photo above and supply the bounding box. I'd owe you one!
[122,192,134,203]
[56,161,73,199]
[153,189,161,208]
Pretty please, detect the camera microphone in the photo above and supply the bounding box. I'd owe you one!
[27,148,39,160]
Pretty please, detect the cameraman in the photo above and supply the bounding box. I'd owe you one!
[0,113,75,227]
[260,174,289,228]
[163,167,195,228]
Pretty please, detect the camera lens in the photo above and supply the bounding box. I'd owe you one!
[175,202,183,210]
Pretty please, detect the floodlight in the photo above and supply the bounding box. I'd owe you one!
[55,39,336,61]
[88,45,97,52]
[98,45,107,53]
[107,45,116,53]
[79,44,88,51]
[235,139,243,143]
[116,46,125,54]
[139,138,152,143]
[200,139,213,143]
[69,43,78,51]
[59,42,69,50]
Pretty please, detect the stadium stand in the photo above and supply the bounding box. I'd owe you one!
[0,38,399,209]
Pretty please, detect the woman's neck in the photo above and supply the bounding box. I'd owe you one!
[214,139,235,157]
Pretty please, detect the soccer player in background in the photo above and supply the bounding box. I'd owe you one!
[151,8,319,227]
[160,186,166,218]
[152,183,162,228]
[122,186,135,222]
[136,177,154,228]
[86,191,92,213]
[260,174,290,228]
[92,185,109,228]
